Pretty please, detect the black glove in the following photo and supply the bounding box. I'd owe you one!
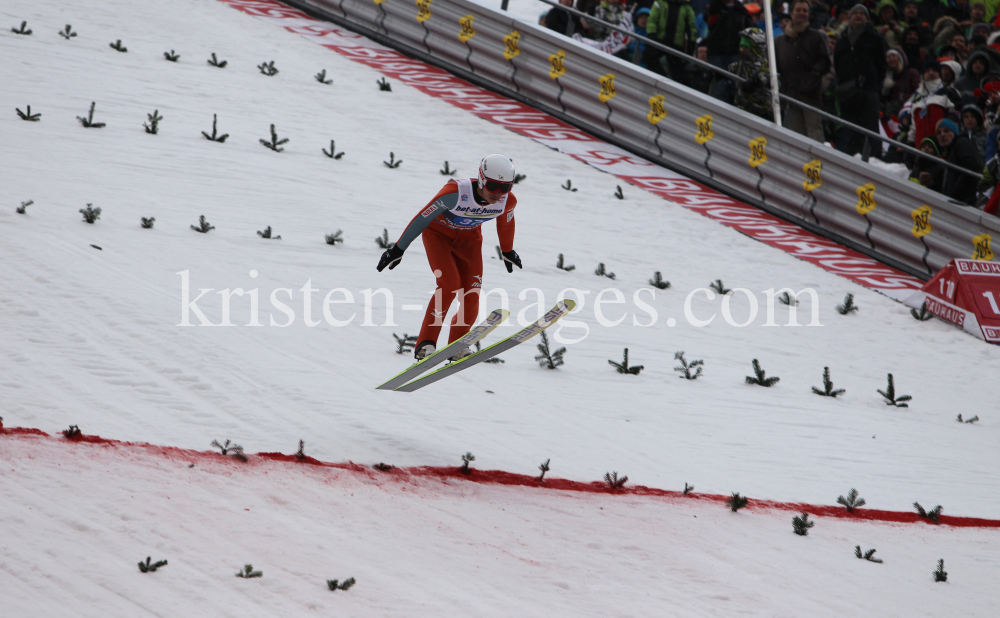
[377,244,404,271]
[501,249,522,273]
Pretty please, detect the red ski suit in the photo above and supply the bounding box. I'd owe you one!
[396,180,516,345]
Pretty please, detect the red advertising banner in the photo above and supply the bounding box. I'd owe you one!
[904,259,1000,342]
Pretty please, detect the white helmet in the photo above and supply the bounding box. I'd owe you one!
[478,154,515,190]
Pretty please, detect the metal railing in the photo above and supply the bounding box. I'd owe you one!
[532,0,982,180]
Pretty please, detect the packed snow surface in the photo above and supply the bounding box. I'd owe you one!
[2,0,999,614]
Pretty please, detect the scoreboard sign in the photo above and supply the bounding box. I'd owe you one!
[904,259,1000,343]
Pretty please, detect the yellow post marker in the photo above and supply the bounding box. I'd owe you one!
[503,31,520,60]
[695,114,714,144]
[803,160,822,192]
[855,183,876,215]
[598,73,616,102]
[647,95,666,125]
[459,15,475,42]
[972,233,994,261]
[549,50,566,78]
[911,205,932,238]
[416,0,431,22]
[748,137,767,167]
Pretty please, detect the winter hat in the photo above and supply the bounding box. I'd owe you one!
[936,118,960,134]
[635,7,651,17]
[850,4,869,17]
[888,48,906,67]
[922,58,942,73]
[940,59,963,80]
[988,31,1000,46]
[919,137,941,155]
[961,104,984,127]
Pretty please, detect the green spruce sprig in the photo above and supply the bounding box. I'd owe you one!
[16,105,40,121]
[315,69,332,84]
[911,301,933,321]
[440,160,457,175]
[393,333,418,355]
[58,24,77,40]
[109,39,127,52]
[143,109,162,134]
[956,414,979,423]
[594,263,616,279]
[12,21,32,35]
[191,215,215,233]
[933,559,947,582]
[837,293,859,314]
[325,230,344,245]
[609,348,643,375]
[914,502,942,524]
[383,152,402,168]
[77,102,105,128]
[138,557,168,572]
[201,114,228,142]
[561,179,578,192]
[257,60,278,76]
[63,424,82,439]
[327,577,355,591]
[726,492,748,511]
[460,452,475,474]
[79,204,101,223]
[295,439,306,461]
[377,77,392,91]
[792,513,814,536]
[17,200,33,214]
[877,373,911,407]
[683,483,695,495]
[534,331,565,369]
[322,140,344,159]
[604,471,628,490]
[745,359,779,386]
[140,217,155,229]
[811,366,844,397]
[163,50,179,61]
[256,226,280,239]
[513,173,526,184]
[556,254,576,271]
[778,291,799,306]
[211,439,248,462]
[614,185,624,199]
[373,462,394,471]
[236,564,262,578]
[259,124,288,152]
[855,546,882,563]
[674,351,703,380]
[207,52,227,67]
[837,488,866,512]
[709,279,731,294]
[538,458,550,482]
[649,271,670,289]
[375,229,393,249]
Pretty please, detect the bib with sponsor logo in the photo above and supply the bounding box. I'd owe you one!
[437,178,508,230]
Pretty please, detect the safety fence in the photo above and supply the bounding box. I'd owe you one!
[284,0,997,278]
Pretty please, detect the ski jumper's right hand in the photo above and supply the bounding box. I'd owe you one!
[377,245,404,271]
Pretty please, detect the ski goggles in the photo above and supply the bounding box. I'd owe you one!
[483,179,513,193]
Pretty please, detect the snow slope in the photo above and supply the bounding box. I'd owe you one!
[1,0,999,613]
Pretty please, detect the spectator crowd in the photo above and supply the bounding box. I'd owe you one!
[542,0,1000,212]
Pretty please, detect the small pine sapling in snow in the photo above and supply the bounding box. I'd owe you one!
[207,52,227,67]
[561,179,578,192]
[494,245,503,261]
[163,50,179,61]
[855,546,883,563]
[383,152,402,168]
[211,439,248,462]
[792,513,815,535]
[534,331,565,369]
[956,414,979,423]
[373,462,394,471]
[257,226,280,239]
[674,351,703,380]
[837,488,866,512]
[295,439,306,460]
[140,217,155,229]
[109,39,127,52]
[325,230,344,245]
[913,502,942,523]
[745,359,779,386]
[315,69,332,84]
[440,161,457,175]
[513,173,526,184]
[911,301,933,321]
[778,291,799,306]
[77,102,105,128]
[12,21,32,35]
[236,564,263,578]
[375,229,393,249]
[259,124,288,152]
[933,559,947,582]
[460,451,475,474]
[556,254,576,271]
[726,492,749,512]
[16,105,40,121]
[17,200,33,214]
[63,425,81,439]
[811,366,844,397]
[877,373,911,407]
[594,263,616,280]
[58,25,77,39]
[79,204,101,223]
[201,114,228,142]
[614,185,624,199]
[138,557,168,572]
[191,215,215,233]
[609,348,643,375]
[684,483,694,495]
[327,577,356,591]
[538,458,550,482]
[377,77,392,91]
[393,333,418,355]
[322,140,344,159]
[143,110,162,134]
[836,293,859,315]
[604,471,628,490]
[649,271,670,289]
[257,60,278,76]
[709,279,731,294]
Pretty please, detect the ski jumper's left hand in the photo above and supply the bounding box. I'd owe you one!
[501,250,521,273]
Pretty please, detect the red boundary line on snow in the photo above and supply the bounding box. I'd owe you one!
[217,0,923,298]
[4,426,997,528]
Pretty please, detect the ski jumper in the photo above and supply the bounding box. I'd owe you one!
[394,178,516,345]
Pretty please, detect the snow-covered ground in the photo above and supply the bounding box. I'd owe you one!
[2,0,999,614]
